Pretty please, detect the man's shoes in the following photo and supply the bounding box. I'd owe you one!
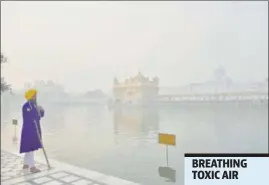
[30,167,41,173]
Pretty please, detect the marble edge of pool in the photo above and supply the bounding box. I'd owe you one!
[1,147,142,185]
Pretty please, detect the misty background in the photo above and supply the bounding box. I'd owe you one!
[1,1,268,93]
[1,2,268,185]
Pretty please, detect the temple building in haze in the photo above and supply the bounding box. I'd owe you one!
[113,72,159,105]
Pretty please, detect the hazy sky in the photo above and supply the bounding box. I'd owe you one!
[1,1,268,92]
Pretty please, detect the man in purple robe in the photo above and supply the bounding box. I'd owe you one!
[20,89,45,173]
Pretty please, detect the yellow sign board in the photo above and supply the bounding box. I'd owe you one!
[12,119,18,125]
[158,133,176,146]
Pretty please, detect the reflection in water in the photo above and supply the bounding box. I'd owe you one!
[1,101,268,185]
[113,107,159,143]
[158,166,176,183]
[113,107,178,184]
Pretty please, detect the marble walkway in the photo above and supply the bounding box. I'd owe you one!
[1,150,141,185]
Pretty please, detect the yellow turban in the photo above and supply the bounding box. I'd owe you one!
[25,89,37,100]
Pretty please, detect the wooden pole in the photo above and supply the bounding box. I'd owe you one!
[35,105,51,169]
[166,145,168,166]
[33,119,51,169]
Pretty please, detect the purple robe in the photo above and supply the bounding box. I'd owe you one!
[20,101,45,153]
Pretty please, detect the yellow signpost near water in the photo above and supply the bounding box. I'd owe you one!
[12,119,18,126]
[158,133,176,166]
[159,133,176,146]
[158,133,176,182]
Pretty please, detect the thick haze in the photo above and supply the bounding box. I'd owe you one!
[1,1,268,93]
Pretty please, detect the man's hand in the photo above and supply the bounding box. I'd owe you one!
[37,105,44,112]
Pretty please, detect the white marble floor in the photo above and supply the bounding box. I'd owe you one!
[1,150,140,185]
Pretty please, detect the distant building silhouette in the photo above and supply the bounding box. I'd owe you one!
[23,80,67,102]
[159,66,267,95]
[212,65,233,86]
[84,89,107,100]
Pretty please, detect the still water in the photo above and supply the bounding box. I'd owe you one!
[1,102,268,185]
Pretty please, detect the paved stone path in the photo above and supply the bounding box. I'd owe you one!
[1,150,140,185]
